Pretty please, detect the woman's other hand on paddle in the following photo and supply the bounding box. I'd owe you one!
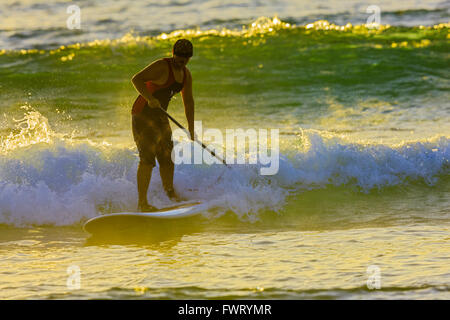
[147,97,161,109]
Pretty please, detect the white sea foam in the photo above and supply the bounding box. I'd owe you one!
[0,128,448,226]
[0,107,448,226]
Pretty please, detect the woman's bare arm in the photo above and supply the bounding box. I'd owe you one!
[131,59,166,108]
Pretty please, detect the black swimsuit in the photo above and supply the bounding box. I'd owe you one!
[131,58,186,167]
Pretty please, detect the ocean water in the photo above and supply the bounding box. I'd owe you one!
[0,0,449,299]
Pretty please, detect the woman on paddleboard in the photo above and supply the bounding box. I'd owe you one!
[131,39,194,212]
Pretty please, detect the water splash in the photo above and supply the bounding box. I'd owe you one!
[0,127,448,227]
[0,105,53,154]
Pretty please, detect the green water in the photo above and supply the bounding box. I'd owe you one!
[0,18,449,299]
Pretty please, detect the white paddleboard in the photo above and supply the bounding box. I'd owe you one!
[83,201,206,234]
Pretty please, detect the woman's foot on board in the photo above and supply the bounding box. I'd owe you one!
[138,202,158,212]
[165,188,185,202]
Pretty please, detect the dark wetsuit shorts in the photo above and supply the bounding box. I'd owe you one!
[132,105,173,168]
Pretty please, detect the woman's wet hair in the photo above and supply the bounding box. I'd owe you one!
[173,39,193,58]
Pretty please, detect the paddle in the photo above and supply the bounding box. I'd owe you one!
[158,106,231,168]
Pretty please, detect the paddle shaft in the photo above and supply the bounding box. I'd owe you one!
[158,106,230,168]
